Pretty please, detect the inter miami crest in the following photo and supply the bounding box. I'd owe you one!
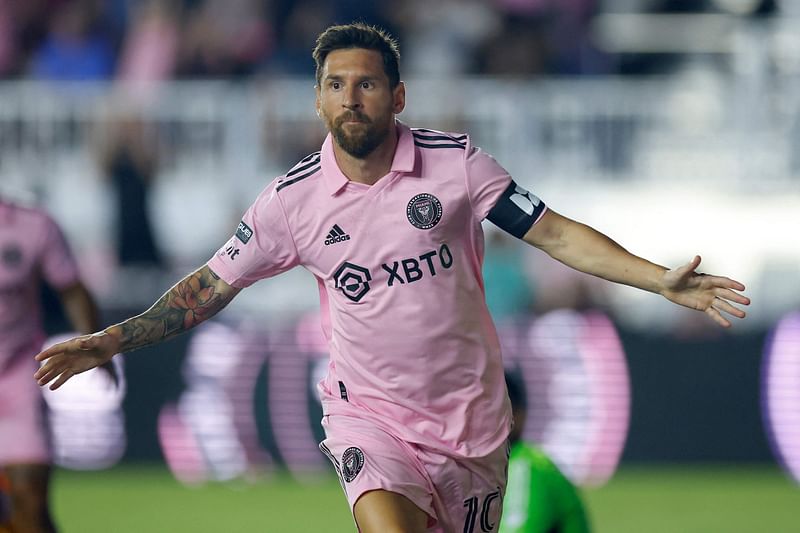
[406,193,442,230]
[341,447,365,482]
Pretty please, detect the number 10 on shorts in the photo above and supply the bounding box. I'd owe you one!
[463,490,501,532]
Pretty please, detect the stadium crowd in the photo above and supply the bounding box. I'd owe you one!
[0,0,605,81]
[0,0,779,82]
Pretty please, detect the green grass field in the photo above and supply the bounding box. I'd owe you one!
[51,464,799,532]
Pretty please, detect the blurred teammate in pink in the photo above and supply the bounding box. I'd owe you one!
[0,197,101,533]
[35,23,750,533]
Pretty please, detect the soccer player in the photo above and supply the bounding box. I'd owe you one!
[34,23,750,533]
[500,371,591,533]
[1,196,103,533]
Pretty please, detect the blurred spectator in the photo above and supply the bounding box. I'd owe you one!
[547,0,610,75]
[2,0,618,81]
[116,0,180,85]
[392,0,499,76]
[0,0,65,77]
[328,0,398,36]
[477,0,608,76]
[0,0,15,76]
[177,0,271,78]
[476,13,550,76]
[262,0,331,75]
[29,0,115,81]
[97,113,163,267]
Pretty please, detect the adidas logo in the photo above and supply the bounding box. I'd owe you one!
[324,224,351,246]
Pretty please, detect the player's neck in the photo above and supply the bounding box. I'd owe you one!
[332,127,398,186]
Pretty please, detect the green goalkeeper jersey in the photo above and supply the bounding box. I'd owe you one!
[500,442,591,533]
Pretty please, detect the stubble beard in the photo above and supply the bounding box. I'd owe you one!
[327,110,391,159]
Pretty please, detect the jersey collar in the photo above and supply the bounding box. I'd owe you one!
[321,121,417,196]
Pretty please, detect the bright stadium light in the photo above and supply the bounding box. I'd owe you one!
[501,310,631,487]
[41,334,126,469]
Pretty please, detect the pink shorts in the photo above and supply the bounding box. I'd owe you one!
[0,353,51,465]
[319,413,508,533]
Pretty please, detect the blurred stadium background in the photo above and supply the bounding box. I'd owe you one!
[1,0,799,531]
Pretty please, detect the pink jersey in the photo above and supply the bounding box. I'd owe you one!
[208,123,546,457]
[0,200,79,369]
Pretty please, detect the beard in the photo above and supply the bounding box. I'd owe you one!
[326,110,390,159]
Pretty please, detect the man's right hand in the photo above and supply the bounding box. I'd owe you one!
[34,332,119,390]
[34,265,240,391]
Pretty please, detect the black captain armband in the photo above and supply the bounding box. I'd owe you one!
[486,181,546,239]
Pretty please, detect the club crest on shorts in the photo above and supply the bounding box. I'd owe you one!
[406,193,443,230]
[341,447,365,482]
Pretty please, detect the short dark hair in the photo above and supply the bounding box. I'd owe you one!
[313,23,401,88]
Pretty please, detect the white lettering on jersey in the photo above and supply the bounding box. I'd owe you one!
[509,185,541,216]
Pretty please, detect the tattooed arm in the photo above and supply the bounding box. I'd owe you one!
[109,265,239,353]
[34,265,240,390]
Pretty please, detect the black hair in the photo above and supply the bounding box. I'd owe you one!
[313,22,401,88]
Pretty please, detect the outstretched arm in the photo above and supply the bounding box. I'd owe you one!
[107,264,239,353]
[56,280,122,383]
[35,265,240,390]
[523,210,750,327]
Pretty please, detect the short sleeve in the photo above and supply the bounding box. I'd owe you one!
[465,138,547,238]
[207,180,300,288]
[40,214,80,289]
[464,138,515,220]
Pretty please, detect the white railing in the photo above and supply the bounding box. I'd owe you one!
[1,76,799,196]
[1,78,797,327]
